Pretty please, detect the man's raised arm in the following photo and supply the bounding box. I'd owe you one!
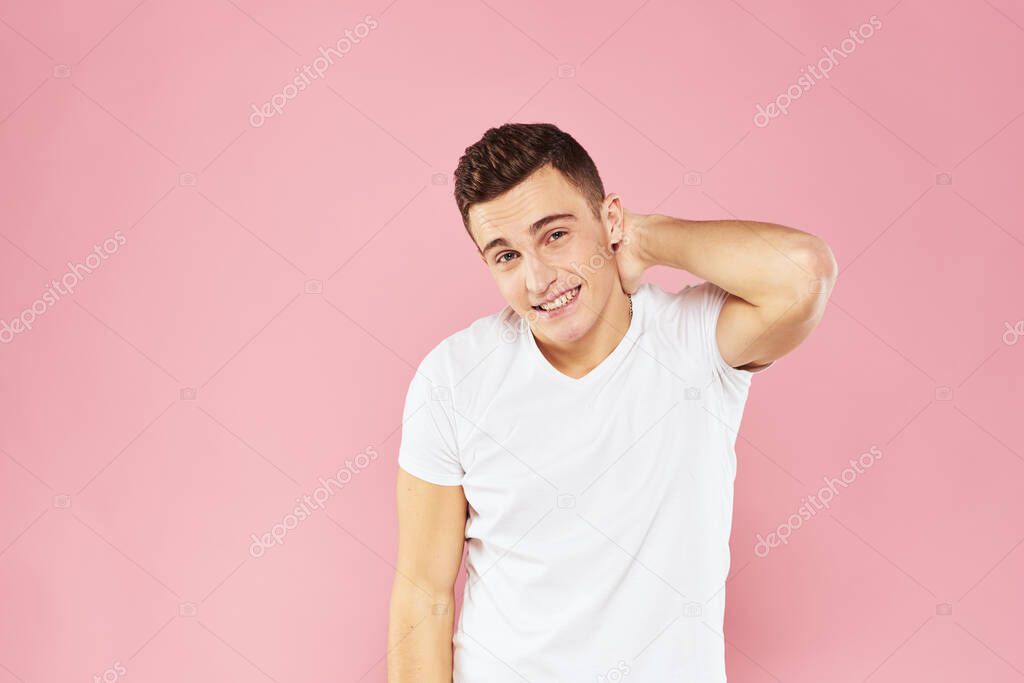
[615,205,838,371]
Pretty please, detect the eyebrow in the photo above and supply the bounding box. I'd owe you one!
[479,213,578,256]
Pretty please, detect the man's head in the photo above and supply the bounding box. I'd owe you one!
[453,123,626,347]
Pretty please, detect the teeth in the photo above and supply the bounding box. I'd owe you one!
[540,286,578,311]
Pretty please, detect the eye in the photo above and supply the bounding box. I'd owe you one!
[548,229,568,242]
[495,251,517,264]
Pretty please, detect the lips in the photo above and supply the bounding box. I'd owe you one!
[532,285,581,313]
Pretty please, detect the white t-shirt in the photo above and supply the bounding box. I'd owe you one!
[398,280,772,682]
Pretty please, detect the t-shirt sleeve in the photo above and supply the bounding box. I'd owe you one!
[666,281,775,383]
[396,347,465,486]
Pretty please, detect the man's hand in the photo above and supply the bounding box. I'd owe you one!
[614,209,652,295]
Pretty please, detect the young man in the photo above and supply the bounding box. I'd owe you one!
[387,123,837,682]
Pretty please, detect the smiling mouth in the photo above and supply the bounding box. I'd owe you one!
[533,285,581,312]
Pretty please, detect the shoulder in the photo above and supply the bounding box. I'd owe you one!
[636,280,730,324]
[634,280,731,367]
[414,305,520,380]
[634,280,674,314]
[638,279,772,381]
[635,280,695,322]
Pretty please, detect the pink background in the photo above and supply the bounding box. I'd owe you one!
[1,0,1022,681]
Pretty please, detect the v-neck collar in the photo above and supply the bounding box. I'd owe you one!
[524,287,645,388]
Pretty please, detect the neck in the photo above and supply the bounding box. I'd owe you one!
[531,289,632,379]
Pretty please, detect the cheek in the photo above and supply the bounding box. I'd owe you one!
[570,238,614,272]
[493,272,528,305]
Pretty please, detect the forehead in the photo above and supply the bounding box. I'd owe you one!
[468,165,586,243]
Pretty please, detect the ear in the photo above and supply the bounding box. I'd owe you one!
[602,193,625,249]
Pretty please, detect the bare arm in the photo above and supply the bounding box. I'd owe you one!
[616,207,837,370]
[387,467,468,682]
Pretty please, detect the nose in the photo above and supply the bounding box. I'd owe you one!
[523,253,557,298]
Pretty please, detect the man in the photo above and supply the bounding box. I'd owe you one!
[387,123,837,682]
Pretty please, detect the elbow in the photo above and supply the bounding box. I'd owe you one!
[796,236,838,281]
[797,236,837,281]
[790,237,838,321]
[813,238,839,283]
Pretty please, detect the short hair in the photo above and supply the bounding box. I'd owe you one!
[453,123,605,245]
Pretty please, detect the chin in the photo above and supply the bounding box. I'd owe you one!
[539,314,593,344]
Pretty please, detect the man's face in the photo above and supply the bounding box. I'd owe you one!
[468,164,623,346]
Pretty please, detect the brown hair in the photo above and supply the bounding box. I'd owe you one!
[453,123,605,246]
